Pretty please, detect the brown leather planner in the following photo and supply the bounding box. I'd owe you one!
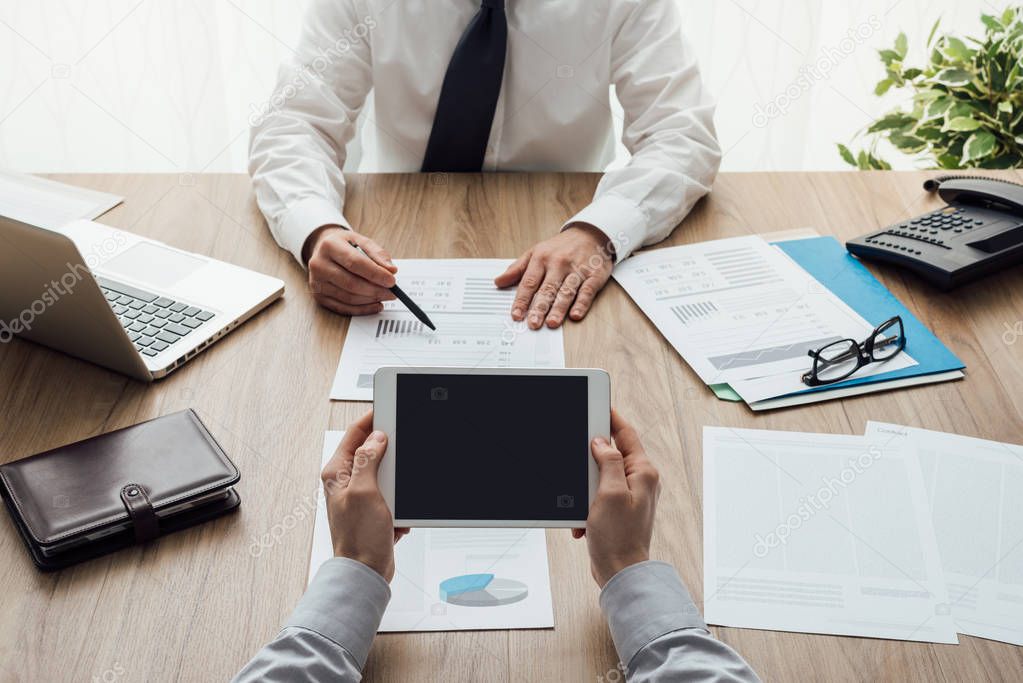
[0,409,240,571]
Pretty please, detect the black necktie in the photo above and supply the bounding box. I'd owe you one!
[421,0,507,172]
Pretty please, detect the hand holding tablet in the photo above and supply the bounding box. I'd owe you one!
[322,378,663,595]
[572,410,661,587]
[320,412,409,581]
[372,367,610,528]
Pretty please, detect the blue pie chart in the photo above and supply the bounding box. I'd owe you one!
[439,573,529,607]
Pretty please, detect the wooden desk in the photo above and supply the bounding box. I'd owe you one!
[1,172,1021,682]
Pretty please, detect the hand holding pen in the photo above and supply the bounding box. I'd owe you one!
[302,225,436,329]
[347,241,436,330]
[304,226,396,314]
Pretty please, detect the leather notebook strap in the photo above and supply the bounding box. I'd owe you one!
[120,483,159,543]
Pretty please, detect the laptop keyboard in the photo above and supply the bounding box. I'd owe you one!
[95,276,214,358]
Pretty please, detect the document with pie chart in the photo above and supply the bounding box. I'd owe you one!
[309,432,555,632]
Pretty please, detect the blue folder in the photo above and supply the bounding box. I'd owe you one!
[754,236,964,398]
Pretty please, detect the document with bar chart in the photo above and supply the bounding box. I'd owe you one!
[612,235,915,391]
[330,259,565,400]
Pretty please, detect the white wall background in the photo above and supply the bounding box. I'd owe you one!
[0,0,1003,174]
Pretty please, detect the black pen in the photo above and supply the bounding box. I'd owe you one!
[348,241,436,331]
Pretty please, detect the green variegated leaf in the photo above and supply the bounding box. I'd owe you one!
[879,49,901,66]
[924,97,952,119]
[943,37,973,61]
[998,100,1013,113]
[947,102,976,120]
[837,144,856,167]
[982,153,1018,169]
[936,153,961,169]
[987,38,1005,61]
[867,113,916,133]
[889,131,928,153]
[874,78,894,96]
[945,116,983,131]
[962,130,997,163]
[915,125,944,141]
[981,14,1001,33]
[1007,62,1022,88]
[895,33,908,59]
[934,68,973,86]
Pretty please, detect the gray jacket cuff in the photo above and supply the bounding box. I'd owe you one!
[285,556,391,668]
[599,560,707,667]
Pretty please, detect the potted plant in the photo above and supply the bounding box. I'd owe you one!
[839,7,1023,170]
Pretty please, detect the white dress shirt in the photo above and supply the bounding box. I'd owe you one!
[250,0,721,265]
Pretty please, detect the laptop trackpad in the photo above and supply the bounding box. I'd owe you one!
[102,241,207,289]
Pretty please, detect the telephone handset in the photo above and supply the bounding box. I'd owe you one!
[847,175,1023,289]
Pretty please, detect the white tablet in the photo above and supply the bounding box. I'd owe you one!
[373,367,609,528]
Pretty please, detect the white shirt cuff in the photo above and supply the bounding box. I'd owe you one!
[285,557,391,669]
[599,560,707,668]
[275,196,351,266]
[561,193,648,263]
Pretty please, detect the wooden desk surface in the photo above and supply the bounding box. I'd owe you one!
[1,171,1022,682]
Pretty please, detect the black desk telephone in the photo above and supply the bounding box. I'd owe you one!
[846,175,1023,289]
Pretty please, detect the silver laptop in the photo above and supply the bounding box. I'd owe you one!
[0,215,284,381]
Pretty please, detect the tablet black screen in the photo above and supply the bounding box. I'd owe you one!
[395,373,589,520]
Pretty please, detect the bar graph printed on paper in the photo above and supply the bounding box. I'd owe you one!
[375,319,427,338]
[671,301,718,325]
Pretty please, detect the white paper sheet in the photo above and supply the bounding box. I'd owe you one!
[0,170,122,228]
[612,236,914,396]
[729,353,916,403]
[703,426,957,643]
[745,370,963,411]
[330,259,565,401]
[866,422,1023,646]
[309,432,555,631]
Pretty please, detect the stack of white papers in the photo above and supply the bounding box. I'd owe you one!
[704,423,1023,645]
[309,432,554,632]
[331,259,564,401]
[865,423,1023,645]
[703,426,956,643]
[0,170,122,228]
[613,236,916,403]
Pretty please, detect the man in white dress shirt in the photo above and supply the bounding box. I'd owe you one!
[250,0,720,329]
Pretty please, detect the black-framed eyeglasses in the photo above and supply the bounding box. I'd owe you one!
[801,316,906,387]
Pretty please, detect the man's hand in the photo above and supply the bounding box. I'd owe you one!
[304,226,399,316]
[573,409,660,588]
[494,224,614,329]
[321,410,409,581]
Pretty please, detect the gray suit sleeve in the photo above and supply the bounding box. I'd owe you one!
[232,557,391,683]
[599,561,761,683]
